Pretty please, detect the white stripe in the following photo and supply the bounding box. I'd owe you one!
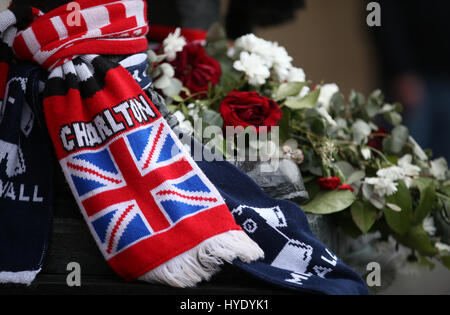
[81,5,110,37]
[0,10,16,33]
[62,61,77,76]
[21,27,41,54]
[119,53,147,68]
[50,16,68,40]
[48,66,63,78]
[74,63,95,81]
[3,26,17,47]
[122,0,146,28]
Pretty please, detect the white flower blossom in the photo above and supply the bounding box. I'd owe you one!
[234,34,296,83]
[233,51,270,86]
[436,242,450,253]
[173,111,193,134]
[235,34,272,56]
[361,147,372,160]
[377,166,406,181]
[430,158,448,181]
[285,66,306,83]
[269,43,293,81]
[162,28,186,61]
[398,154,421,187]
[422,216,436,236]
[365,177,398,197]
[318,83,339,110]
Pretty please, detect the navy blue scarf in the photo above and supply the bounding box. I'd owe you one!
[0,62,53,284]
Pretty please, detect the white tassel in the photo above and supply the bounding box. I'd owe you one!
[138,230,264,288]
[0,269,41,285]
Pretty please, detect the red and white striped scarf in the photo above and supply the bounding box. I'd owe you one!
[0,0,263,287]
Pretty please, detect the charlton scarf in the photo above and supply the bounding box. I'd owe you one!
[0,0,262,287]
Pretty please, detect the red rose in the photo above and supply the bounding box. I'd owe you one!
[317,177,342,190]
[170,43,221,96]
[219,91,283,132]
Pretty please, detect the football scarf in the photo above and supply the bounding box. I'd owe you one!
[0,61,53,285]
[143,91,369,294]
[0,0,263,287]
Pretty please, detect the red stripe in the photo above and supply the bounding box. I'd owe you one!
[156,190,217,203]
[107,204,134,254]
[0,63,9,99]
[143,122,164,170]
[67,161,122,184]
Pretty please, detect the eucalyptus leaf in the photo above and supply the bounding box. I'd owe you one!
[384,111,403,126]
[351,201,378,234]
[285,90,320,110]
[383,125,409,154]
[335,161,355,180]
[330,92,345,115]
[275,82,307,101]
[352,119,372,144]
[347,170,366,185]
[383,181,412,235]
[202,109,223,128]
[302,189,356,215]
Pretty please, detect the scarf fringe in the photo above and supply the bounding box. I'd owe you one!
[138,230,264,288]
[0,269,40,285]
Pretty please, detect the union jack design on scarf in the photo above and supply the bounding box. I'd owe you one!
[62,120,222,258]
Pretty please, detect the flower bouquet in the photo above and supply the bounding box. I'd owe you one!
[146,24,450,272]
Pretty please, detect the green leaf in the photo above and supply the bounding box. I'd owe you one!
[171,94,184,103]
[351,201,378,234]
[278,107,291,142]
[335,161,355,181]
[418,254,435,270]
[383,125,409,154]
[442,256,450,270]
[383,181,412,235]
[275,82,307,101]
[330,92,345,115]
[302,189,356,215]
[384,111,403,126]
[395,225,439,257]
[202,109,223,128]
[347,170,366,185]
[412,179,436,225]
[349,90,365,108]
[284,90,320,110]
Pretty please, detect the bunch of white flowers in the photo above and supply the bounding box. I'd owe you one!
[365,154,421,198]
[162,28,186,61]
[233,33,305,86]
